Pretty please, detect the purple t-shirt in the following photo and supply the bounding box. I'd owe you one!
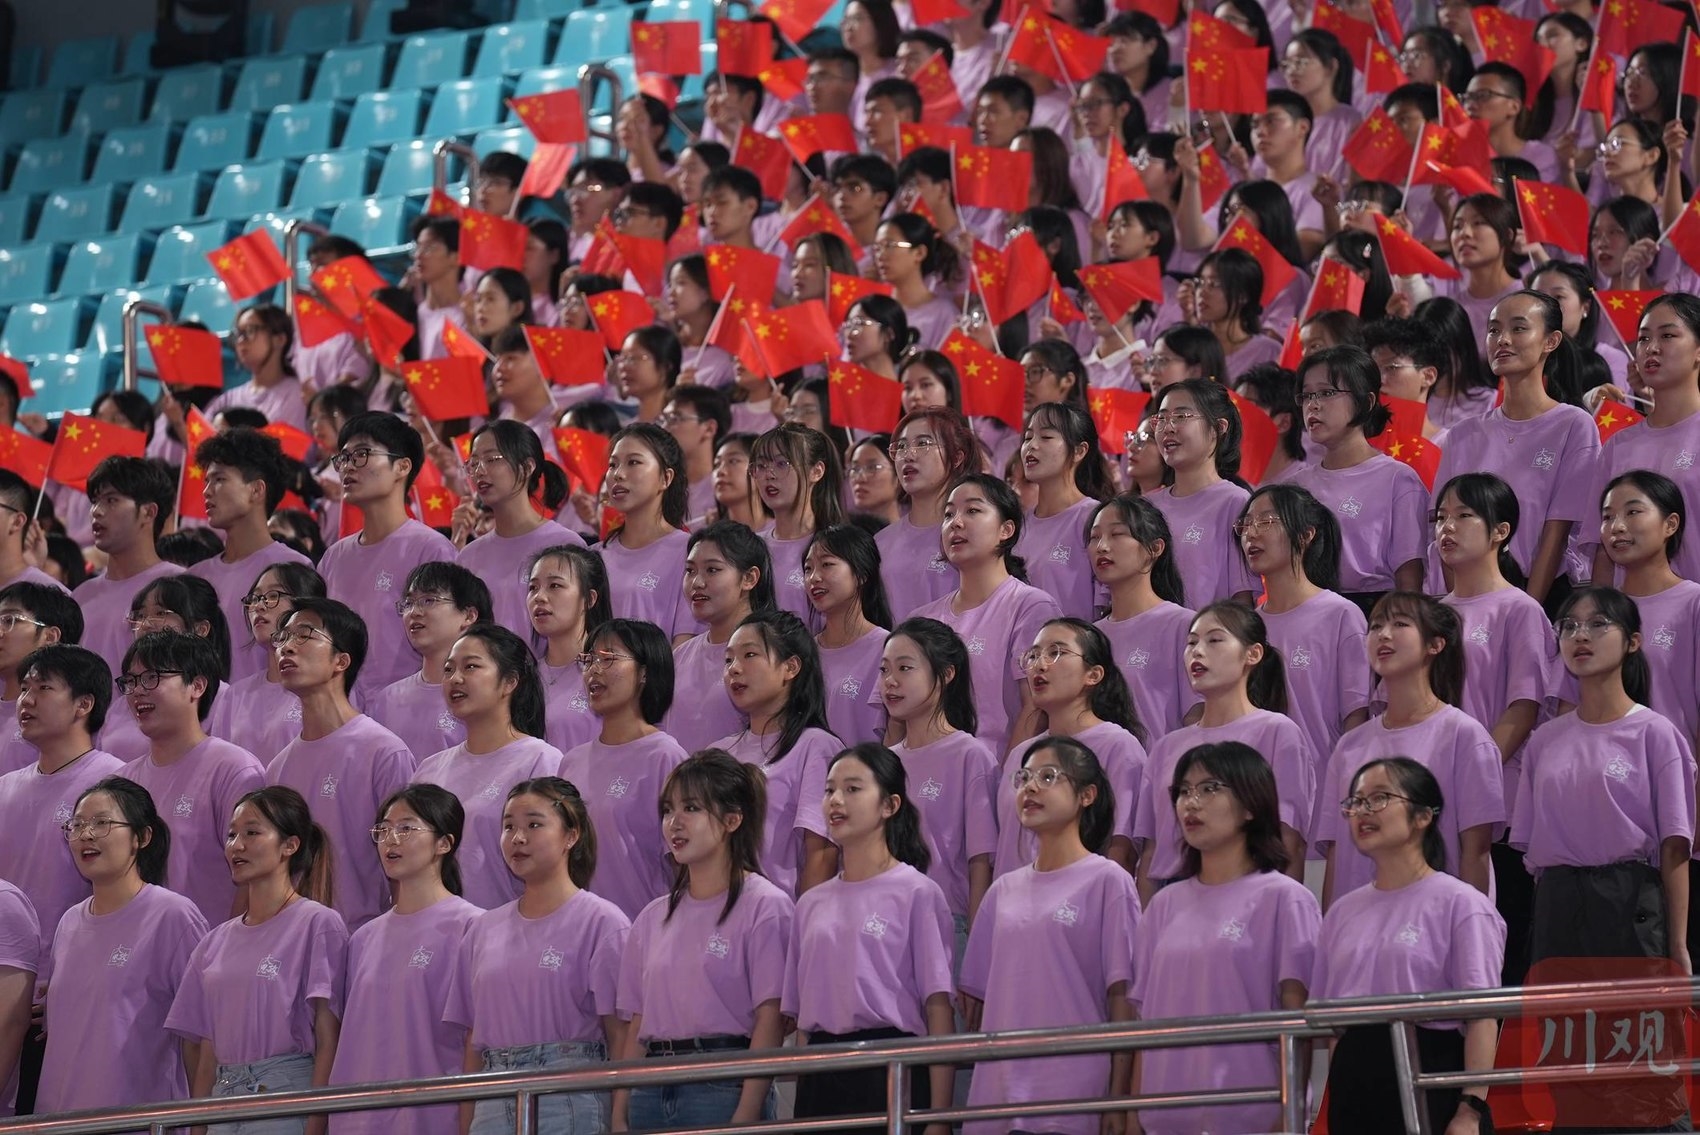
[994,723,1147,879]
[912,577,1062,752]
[892,731,999,917]
[0,881,39,1116]
[444,890,629,1049]
[539,662,599,756]
[293,330,371,393]
[121,737,267,926]
[320,520,459,705]
[760,525,815,625]
[1095,603,1200,740]
[206,672,302,765]
[366,672,466,764]
[189,542,313,684]
[601,528,697,637]
[266,715,418,929]
[1289,455,1428,592]
[455,523,585,641]
[558,732,689,919]
[1130,871,1320,1135]
[906,296,962,351]
[1134,710,1318,881]
[411,736,566,910]
[38,885,208,1117]
[207,377,308,432]
[1016,498,1100,620]
[73,561,186,679]
[1512,706,1697,872]
[960,854,1141,1135]
[166,899,349,1063]
[1443,586,1559,806]
[663,633,744,755]
[0,700,24,778]
[616,874,793,1040]
[1261,592,1371,772]
[1431,277,1522,359]
[715,727,837,898]
[1315,707,1507,900]
[875,515,956,622]
[1148,481,1259,605]
[1631,581,1700,748]
[329,895,481,1135]
[783,863,954,1036]
[1587,411,1700,583]
[0,749,125,974]
[819,628,887,747]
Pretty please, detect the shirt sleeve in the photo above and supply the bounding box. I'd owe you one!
[791,733,834,840]
[1098,871,1140,992]
[1505,604,1559,707]
[304,908,351,1017]
[1388,463,1431,574]
[164,934,215,1042]
[1449,721,1509,839]
[1004,590,1065,682]
[0,889,39,974]
[746,893,793,1008]
[614,907,649,1022]
[588,906,630,1019]
[1275,883,1322,993]
[911,882,957,1003]
[1648,719,1698,850]
[1549,413,1602,526]
[780,897,804,1020]
[441,919,477,1033]
[1312,740,1349,856]
[1444,904,1508,995]
[1268,721,1319,842]
[964,743,1001,862]
[1333,606,1372,718]
[957,885,997,1000]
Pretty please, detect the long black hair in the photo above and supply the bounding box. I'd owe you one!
[1171,742,1289,879]
[886,617,976,735]
[232,785,336,906]
[688,520,778,614]
[375,783,466,897]
[660,749,768,923]
[76,776,170,886]
[454,623,547,738]
[1602,469,1686,564]
[471,419,570,513]
[946,473,1030,581]
[1085,495,1186,607]
[1241,484,1342,592]
[734,610,831,764]
[1046,618,1146,745]
[1021,735,1115,853]
[1024,401,1113,501]
[830,743,930,872]
[803,524,894,629]
[1555,586,1651,706]
[1193,601,1288,715]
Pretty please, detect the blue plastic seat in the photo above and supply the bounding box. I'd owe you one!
[204,161,288,219]
[513,0,579,18]
[0,298,86,357]
[290,150,377,210]
[679,43,718,102]
[247,11,277,55]
[9,136,88,196]
[309,44,387,101]
[34,185,117,244]
[329,195,419,253]
[474,125,536,160]
[117,173,207,234]
[92,121,174,184]
[423,77,505,137]
[513,65,578,98]
[10,44,42,91]
[56,234,150,295]
[19,351,108,417]
[392,32,472,90]
[243,213,315,267]
[343,91,426,149]
[646,0,714,38]
[45,36,119,89]
[70,78,149,137]
[472,21,552,78]
[174,111,257,172]
[257,102,345,162]
[149,64,226,124]
[358,0,406,41]
[229,55,308,112]
[282,3,355,53]
[177,280,239,334]
[146,221,234,285]
[0,90,66,147]
[375,140,446,196]
[119,30,156,76]
[0,197,33,247]
[86,284,179,359]
[556,9,637,71]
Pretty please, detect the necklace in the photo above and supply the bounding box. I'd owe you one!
[243,891,297,926]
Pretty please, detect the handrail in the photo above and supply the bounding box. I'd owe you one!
[118,298,175,393]
[281,218,330,313]
[431,138,480,208]
[578,63,624,160]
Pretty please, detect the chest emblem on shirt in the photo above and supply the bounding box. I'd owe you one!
[1338,496,1363,519]
[705,933,731,959]
[607,776,631,799]
[637,571,660,592]
[1679,450,1696,470]
[1183,524,1205,545]
[256,955,283,980]
[919,776,943,801]
[838,675,862,698]
[1053,900,1080,927]
[966,636,986,656]
[1126,647,1151,670]
[862,914,889,939]
[477,780,502,800]
[319,774,338,798]
[174,794,194,817]
[569,693,590,714]
[287,703,303,723]
[107,944,133,967]
[787,567,806,588]
[1532,448,1556,471]
[1049,544,1071,563]
[539,946,565,971]
[1289,646,1313,670]
[1653,624,1677,651]
[437,709,457,731]
[409,946,434,969]
[52,800,72,825]
[1394,923,1422,948]
[375,571,394,593]
[1469,624,1491,646]
[1605,755,1634,783]
[927,554,948,574]
[1218,917,1246,942]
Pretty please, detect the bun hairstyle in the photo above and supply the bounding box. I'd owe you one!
[1045,617,1147,744]
[375,783,467,896]
[1434,472,1527,588]
[1350,757,1446,871]
[1084,495,1186,607]
[1368,592,1466,708]
[887,617,977,735]
[1555,586,1650,706]
[1170,742,1288,879]
[472,419,570,513]
[830,743,931,871]
[660,749,768,923]
[77,776,171,886]
[1021,735,1115,853]
[1192,601,1288,715]
[507,777,598,888]
[946,472,1030,581]
[1241,484,1342,592]
[233,786,336,907]
[453,623,547,738]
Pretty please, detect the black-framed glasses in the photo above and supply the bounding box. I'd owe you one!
[1339,792,1414,816]
[61,818,132,841]
[240,589,294,611]
[330,447,404,472]
[270,625,335,648]
[115,669,183,695]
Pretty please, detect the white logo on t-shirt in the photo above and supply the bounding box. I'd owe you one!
[862,914,889,939]
[1394,923,1422,947]
[1053,901,1080,926]
[52,800,72,825]
[1184,524,1205,544]
[1126,647,1150,670]
[1532,448,1556,470]
[437,710,457,732]
[966,636,986,656]
[918,776,943,801]
[927,555,948,574]
[477,781,502,800]
[1289,646,1312,670]
[637,572,660,592]
[1469,624,1491,646]
[606,776,631,799]
[319,774,338,798]
[174,794,194,817]
[838,675,862,698]
[705,933,730,959]
[107,945,133,967]
[1338,496,1363,519]
[256,955,282,980]
[539,947,564,971]
[287,703,303,723]
[409,946,434,969]
[1679,450,1696,470]
[1218,917,1246,942]
[1653,624,1677,651]
[375,571,394,592]
[1605,755,1634,783]
[787,568,805,588]
[1049,544,1071,563]
[568,693,589,714]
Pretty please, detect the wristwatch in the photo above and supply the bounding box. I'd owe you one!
[1457,1093,1491,1121]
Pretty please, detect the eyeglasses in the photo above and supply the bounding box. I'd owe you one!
[1298,388,1348,406]
[395,594,454,616]
[1622,64,1651,79]
[1073,97,1114,113]
[1195,276,1225,293]
[61,818,132,841]
[1556,615,1618,639]
[842,316,879,333]
[115,669,183,695]
[330,447,403,472]
[567,182,610,197]
[1151,409,1201,428]
[888,437,938,457]
[1277,56,1315,73]
[1397,49,1430,68]
[1170,779,1230,805]
[1232,515,1283,537]
[835,181,872,196]
[1339,791,1415,816]
[1018,644,1082,671]
[1012,765,1073,789]
[1335,200,1372,220]
[370,822,433,844]
[1131,149,1155,171]
[1460,90,1516,107]
[611,206,654,225]
[1598,135,1646,155]
[781,405,819,422]
[240,589,294,611]
[848,461,891,479]
[123,614,180,633]
[0,612,48,635]
[232,327,269,342]
[1022,366,1055,385]
[1377,361,1419,377]
[750,457,795,477]
[872,240,917,254]
[1124,429,1154,450]
[465,453,510,475]
[270,625,335,648]
[656,411,704,428]
[1139,353,1181,372]
[576,651,636,671]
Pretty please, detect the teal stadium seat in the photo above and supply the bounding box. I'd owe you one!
[513,0,580,19]
[11,44,42,90]
[204,161,289,219]
[358,0,407,41]
[513,65,577,98]
[681,44,718,102]
[149,64,225,124]
[19,352,107,417]
[57,234,150,295]
[10,136,88,196]
[329,196,418,253]
[393,32,473,90]
[282,3,356,54]
[291,150,377,210]
[0,246,60,307]
[177,280,239,333]
[119,30,156,77]
[257,102,345,161]
[70,78,148,137]
[310,44,388,101]
[146,221,234,285]
[472,21,552,78]
[174,111,257,172]
[556,9,636,71]
[117,173,207,234]
[87,285,179,360]
[229,55,308,112]
[423,77,505,137]
[44,36,119,90]
[344,91,426,149]
[646,0,714,40]
[34,185,117,243]
[375,140,446,196]
[92,122,175,184]
[0,90,66,147]
[0,197,34,247]
[473,125,535,159]
[0,298,88,357]
[247,11,278,56]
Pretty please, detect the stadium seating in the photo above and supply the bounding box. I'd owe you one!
[69,78,148,138]
[34,185,118,244]
[10,135,89,196]
[281,3,357,54]
[145,221,233,286]
[310,44,389,102]
[422,77,506,138]
[43,36,119,90]
[392,32,474,91]
[257,102,346,163]
[92,121,176,184]
[56,234,151,296]
[0,297,88,357]
[149,65,226,125]
[118,173,208,235]
[174,112,258,174]
[344,91,428,149]
[472,21,553,78]
[229,55,309,112]
[290,151,379,212]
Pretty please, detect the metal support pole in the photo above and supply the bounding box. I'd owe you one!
[282,218,330,313]
[513,1088,533,1135]
[1277,1031,1306,1135]
[886,1059,908,1135]
[432,139,482,207]
[1390,1020,1428,1135]
[119,298,175,393]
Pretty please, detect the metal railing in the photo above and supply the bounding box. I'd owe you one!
[4,975,1695,1135]
[281,218,330,314]
[579,63,624,159]
[118,297,175,393]
[433,139,482,207]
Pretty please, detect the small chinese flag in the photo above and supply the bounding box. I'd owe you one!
[898,122,973,157]
[1228,391,1279,483]
[1368,0,1403,42]
[1472,9,1554,94]
[508,89,587,145]
[1301,258,1366,321]
[261,422,314,462]
[706,244,781,308]
[1683,32,1700,100]
[1371,213,1460,279]
[954,145,1032,213]
[553,426,612,493]
[941,331,1024,430]
[1362,41,1408,96]
[1411,121,1494,188]
[669,204,703,259]
[47,415,147,492]
[452,433,474,464]
[969,239,1013,324]
[586,290,656,352]
[1186,10,1255,50]
[1216,217,1298,306]
[311,256,388,321]
[631,21,703,75]
[146,324,225,390]
[442,320,491,362]
[757,0,833,44]
[0,356,32,399]
[612,229,669,298]
[757,58,808,101]
[717,20,774,78]
[1115,0,1178,21]
[1100,133,1146,220]
[1186,46,1269,114]
[1197,145,1231,212]
[638,74,680,109]
[338,502,366,539]
[1000,231,1053,323]
[825,271,894,325]
[519,142,574,200]
[1514,179,1590,256]
[402,358,488,421]
[743,301,838,376]
[526,326,608,386]
[1594,401,1646,443]
[1005,8,1109,83]
[415,478,460,529]
[580,218,624,280]
[1089,388,1150,455]
[364,298,416,370]
[458,209,529,272]
[1378,431,1442,489]
[911,0,971,20]
[1342,108,1414,184]
[777,192,863,257]
[0,429,52,488]
[828,360,905,432]
[177,406,218,522]
[1313,1,1374,62]
[1419,158,1495,199]
[1579,54,1617,119]
[1438,85,1470,129]
[731,129,792,201]
[1669,196,1700,275]
[1596,289,1663,349]
[425,189,466,218]
[293,294,356,348]
[206,231,290,301]
[1077,259,1164,324]
[1597,0,1688,59]
[1277,318,1303,370]
[911,51,963,124]
[1375,394,1429,442]
[778,114,859,163]
[1049,279,1085,324]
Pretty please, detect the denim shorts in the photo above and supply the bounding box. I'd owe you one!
[209,1052,315,1135]
[469,1040,607,1135]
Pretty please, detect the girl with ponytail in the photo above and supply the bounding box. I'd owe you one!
[783,743,955,1124]
[1132,602,1316,905]
[913,474,1063,754]
[667,522,775,753]
[36,777,207,1119]
[804,524,892,746]
[749,423,847,624]
[167,786,348,1135]
[330,784,478,1135]
[1148,379,1260,605]
[1015,401,1114,619]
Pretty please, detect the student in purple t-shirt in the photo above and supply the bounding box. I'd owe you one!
[0,470,66,596]
[0,581,84,777]
[876,409,975,622]
[367,562,488,764]
[444,777,629,1135]
[167,786,349,1130]
[209,563,320,765]
[960,737,1140,1135]
[664,523,773,754]
[601,423,699,640]
[330,784,480,1135]
[37,777,209,1119]
[1147,380,1260,607]
[613,751,793,1129]
[1014,400,1111,621]
[1131,741,1320,1135]
[786,744,956,1124]
[526,547,609,757]
[751,424,849,627]
[102,575,234,764]
[1315,758,1504,1135]
[71,456,184,682]
[0,878,39,1117]
[805,526,892,747]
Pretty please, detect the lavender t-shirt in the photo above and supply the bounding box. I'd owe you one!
[616,874,793,1040]
[1148,481,1259,605]
[783,863,954,1036]
[760,525,815,625]
[819,628,887,746]
[559,732,689,919]
[366,672,465,764]
[892,731,999,918]
[166,899,349,1063]
[1587,412,1700,583]
[663,633,743,754]
[1016,498,1101,620]
[0,880,37,1115]
[444,890,629,1049]
[960,854,1141,1135]
[121,737,267,926]
[912,577,1062,752]
[715,727,837,898]
[875,515,956,622]
[1131,871,1320,1135]
[411,736,566,910]
[73,561,186,679]
[601,528,698,637]
[189,542,313,684]
[207,377,309,432]
[206,672,302,765]
[37,885,208,1117]
[1631,581,1700,748]
[266,715,418,929]
[1289,455,1428,592]
[455,523,586,639]
[539,662,599,756]
[319,520,458,704]
[994,722,1147,879]
[1443,586,1559,805]
[329,895,481,1135]
[1095,602,1200,740]
[1261,591,1371,771]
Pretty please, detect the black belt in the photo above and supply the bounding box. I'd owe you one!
[645,1035,751,1056]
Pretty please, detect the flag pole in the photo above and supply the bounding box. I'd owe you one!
[1041,22,1078,102]
[1567,9,1605,135]
[694,283,737,371]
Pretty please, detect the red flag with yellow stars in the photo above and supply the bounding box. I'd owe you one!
[146,324,225,389]
[1596,289,1662,349]
[402,358,488,421]
[1597,0,1688,60]
[777,192,863,257]
[178,406,218,522]
[825,271,894,325]
[527,327,609,386]
[425,189,466,218]
[0,356,32,398]
[442,320,492,362]
[47,415,146,491]
[1118,0,1178,23]
[1514,179,1591,256]
[1368,0,1403,42]
[941,331,1024,430]
[311,256,388,322]
[458,210,529,272]
[757,58,808,101]
[205,231,290,301]
[955,145,1031,213]
[669,205,704,260]
[1301,258,1366,321]
[414,477,460,529]
[1342,108,1414,184]
[1089,388,1151,455]
[717,20,774,78]
[779,114,859,163]
[638,74,680,109]
[827,360,905,432]
[898,121,973,157]
[1000,231,1053,323]
[969,239,1012,324]
[508,89,587,145]
[1312,0,1373,62]
[743,301,839,376]
[911,51,963,124]
[707,244,781,308]
[1197,145,1232,213]
[1229,391,1280,483]
[1580,54,1617,119]
[1186,10,1255,50]
[363,298,416,371]
[1005,8,1109,83]
[612,229,669,298]
[1100,133,1146,220]
[911,0,970,20]
[586,290,656,352]
[730,129,792,201]
[1377,431,1442,489]
[1362,41,1408,97]
[1216,217,1298,306]
[1669,195,1700,275]
[1186,45,1269,113]
[1410,120,1494,188]
[293,294,357,348]
[1277,318,1303,370]
[0,428,52,489]
[1371,213,1460,279]
[1594,401,1645,443]
[1375,395,1429,443]
[261,422,314,462]
[758,0,834,42]
[1471,8,1554,94]
[552,426,612,493]
[631,21,702,75]
[1049,280,1085,324]
[519,142,574,199]
[1077,259,1164,324]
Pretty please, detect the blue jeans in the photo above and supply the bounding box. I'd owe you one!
[626,1078,750,1130]
[210,1053,315,1135]
[469,1041,607,1135]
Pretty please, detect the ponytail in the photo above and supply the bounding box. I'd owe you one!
[233,786,336,908]
[832,744,931,873]
[508,776,598,888]
[1196,601,1288,715]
